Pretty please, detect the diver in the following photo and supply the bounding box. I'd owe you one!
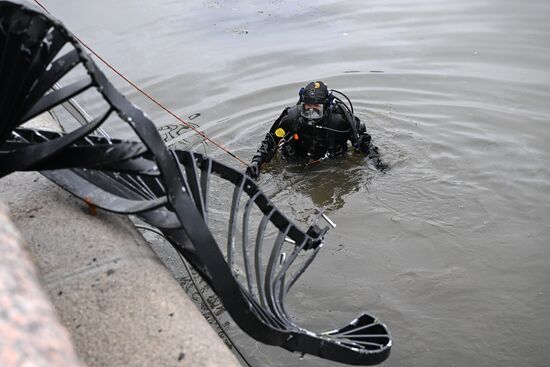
[246,80,385,178]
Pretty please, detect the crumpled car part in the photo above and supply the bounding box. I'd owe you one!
[0,2,391,365]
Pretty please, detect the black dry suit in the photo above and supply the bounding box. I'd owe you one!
[249,101,383,170]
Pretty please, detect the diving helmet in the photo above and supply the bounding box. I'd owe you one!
[300,81,329,120]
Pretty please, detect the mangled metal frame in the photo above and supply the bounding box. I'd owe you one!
[0,2,391,365]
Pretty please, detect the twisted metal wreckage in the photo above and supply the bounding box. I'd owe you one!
[0,2,391,365]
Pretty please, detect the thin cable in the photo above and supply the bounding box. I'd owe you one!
[32,0,248,168]
[134,224,253,367]
[177,252,254,367]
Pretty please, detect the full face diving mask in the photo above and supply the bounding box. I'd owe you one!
[300,103,324,121]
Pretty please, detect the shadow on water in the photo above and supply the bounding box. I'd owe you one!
[261,154,382,218]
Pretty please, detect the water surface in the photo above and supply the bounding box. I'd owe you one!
[42,0,550,365]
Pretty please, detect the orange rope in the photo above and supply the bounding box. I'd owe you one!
[33,0,249,167]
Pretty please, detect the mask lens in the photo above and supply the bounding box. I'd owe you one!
[300,103,323,120]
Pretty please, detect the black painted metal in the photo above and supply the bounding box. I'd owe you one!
[0,2,391,365]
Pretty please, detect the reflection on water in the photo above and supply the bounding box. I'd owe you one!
[262,154,378,216]
[48,0,550,366]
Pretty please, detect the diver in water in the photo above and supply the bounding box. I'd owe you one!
[246,80,385,178]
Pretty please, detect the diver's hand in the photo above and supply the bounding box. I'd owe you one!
[367,145,388,171]
[246,161,261,179]
[358,134,372,154]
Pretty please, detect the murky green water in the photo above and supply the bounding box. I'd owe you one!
[43,0,550,365]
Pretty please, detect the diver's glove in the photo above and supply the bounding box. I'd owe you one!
[246,160,261,179]
[357,134,372,154]
[368,145,388,171]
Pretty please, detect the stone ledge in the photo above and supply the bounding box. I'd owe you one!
[0,200,85,366]
[0,172,240,367]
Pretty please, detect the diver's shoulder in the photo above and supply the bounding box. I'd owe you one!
[282,105,300,120]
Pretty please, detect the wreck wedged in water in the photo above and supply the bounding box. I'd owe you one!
[0,2,391,364]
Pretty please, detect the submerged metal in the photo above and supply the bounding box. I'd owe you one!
[0,2,391,364]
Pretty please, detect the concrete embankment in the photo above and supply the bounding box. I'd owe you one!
[0,172,241,367]
[0,113,240,366]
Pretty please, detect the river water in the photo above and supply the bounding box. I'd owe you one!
[39,0,550,366]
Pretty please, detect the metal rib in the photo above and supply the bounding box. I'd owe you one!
[22,77,92,121]
[264,224,292,326]
[118,174,155,200]
[242,191,261,296]
[254,206,276,309]
[179,151,206,218]
[227,176,245,273]
[22,49,81,114]
[199,156,212,223]
[283,246,322,296]
[328,322,380,337]
[169,149,191,196]
[272,238,307,324]
[240,285,287,329]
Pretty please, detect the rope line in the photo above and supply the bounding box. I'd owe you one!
[32,0,249,167]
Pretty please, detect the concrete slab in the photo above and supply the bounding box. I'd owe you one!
[0,172,241,367]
